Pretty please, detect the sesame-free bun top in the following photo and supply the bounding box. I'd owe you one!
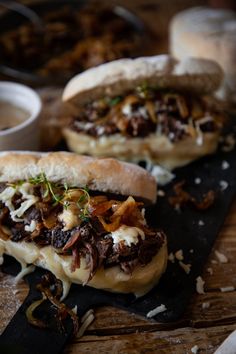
[62,55,223,104]
[0,151,156,204]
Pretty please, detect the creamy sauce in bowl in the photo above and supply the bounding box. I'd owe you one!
[0,100,30,131]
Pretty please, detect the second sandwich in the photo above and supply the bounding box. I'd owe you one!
[62,55,225,170]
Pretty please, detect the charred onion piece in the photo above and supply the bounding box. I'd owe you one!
[169,180,215,210]
[25,296,47,329]
[26,274,79,335]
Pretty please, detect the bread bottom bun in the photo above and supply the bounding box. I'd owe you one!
[63,128,219,170]
[0,235,167,298]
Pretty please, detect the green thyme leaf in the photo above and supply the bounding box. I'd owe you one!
[108,96,122,106]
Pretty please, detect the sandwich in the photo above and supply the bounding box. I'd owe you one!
[62,55,225,170]
[0,152,167,297]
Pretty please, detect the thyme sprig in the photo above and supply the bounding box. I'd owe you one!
[29,173,63,205]
[29,173,91,221]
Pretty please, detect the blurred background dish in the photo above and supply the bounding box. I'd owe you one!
[0,0,146,86]
[0,81,42,150]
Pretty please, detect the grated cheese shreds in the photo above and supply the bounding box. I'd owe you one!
[77,309,95,339]
[196,276,205,294]
[191,345,199,354]
[220,286,235,293]
[146,304,167,318]
[215,250,228,263]
[175,249,184,261]
[202,302,210,309]
[179,261,191,274]
[219,180,228,191]
[221,160,230,170]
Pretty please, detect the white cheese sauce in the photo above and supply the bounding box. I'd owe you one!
[110,225,145,247]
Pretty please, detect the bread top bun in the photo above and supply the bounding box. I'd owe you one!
[62,55,223,104]
[0,151,156,204]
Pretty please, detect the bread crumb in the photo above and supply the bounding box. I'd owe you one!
[179,261,191,274]
[175,249,184,261]
[196,276,205,294]
[215,250,228,263]
[146,304,167,318]
[189,249,194,253]
[198,220,205,226]
[220,286,235,292]
[191,345,199,353]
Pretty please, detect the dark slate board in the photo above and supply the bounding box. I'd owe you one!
[1,143,236,354]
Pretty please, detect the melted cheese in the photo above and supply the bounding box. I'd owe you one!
[25,220,37,232]
[0,186,16,211]
[58,206,80,231]
[110,225,145,247]
[0,183,38,222]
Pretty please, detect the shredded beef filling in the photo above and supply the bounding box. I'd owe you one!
[0,181,165,278]
[71,88,222,142]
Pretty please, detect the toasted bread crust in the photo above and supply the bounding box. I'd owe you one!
[63,55,223,104]
[0,151,156,203]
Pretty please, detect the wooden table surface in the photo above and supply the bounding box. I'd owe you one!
[1,0,236,353]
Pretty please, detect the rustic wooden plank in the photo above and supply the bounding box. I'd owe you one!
[65,324,236,354]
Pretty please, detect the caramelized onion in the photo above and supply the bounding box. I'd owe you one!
[26,296,47,329]
[169,180,215,210]
[145,101,157,123]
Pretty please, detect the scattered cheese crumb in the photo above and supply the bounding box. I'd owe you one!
[207,267,213,275]
[150,165,175,186]
[72,305,78,314]
[157,189,165,197]
[179,261,191,274]
[219,180,228,191]
[221,160,230,170]
[168,252,175,263]
[202,302,210,309]
[220,286,235,292]
[211,260,218,264]
[198,220,205,226]
[196,276,205,294]
[215,250,228,263]
[191,345,199,353]
[175,249,184,261]
[194,177,201,185]
[25,220,37,232]
[77,309,95,339]
[146,304,167,318]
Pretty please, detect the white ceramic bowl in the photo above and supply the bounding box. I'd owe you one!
[0,81,42,151]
